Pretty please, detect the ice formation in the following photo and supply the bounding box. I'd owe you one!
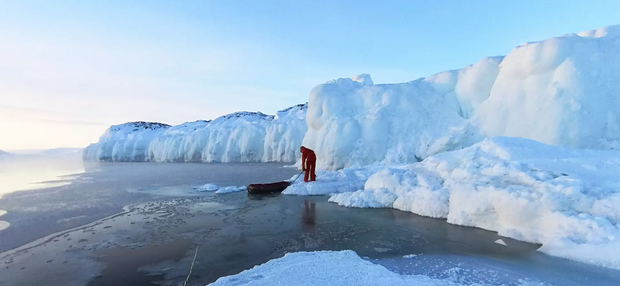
[303,26,620,168]
[289,137,620,269]
[83,122,171,162]
[85,26,620,168]
[83,104,307,163]
[474,25,620,149]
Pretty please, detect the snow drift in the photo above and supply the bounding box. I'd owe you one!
[83,104,307,162]
[209,250,471,286]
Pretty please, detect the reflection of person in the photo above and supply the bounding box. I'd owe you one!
[300,146,316,182]
[302,200,316,226]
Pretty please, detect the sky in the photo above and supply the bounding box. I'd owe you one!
[1,0,619,150]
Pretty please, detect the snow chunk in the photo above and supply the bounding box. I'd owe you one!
[195,184,219,192]
[215,186,246,194]
[351,74,374,85]
[577,25,620,39]
[208,250,465,286]
[494,239,507,246]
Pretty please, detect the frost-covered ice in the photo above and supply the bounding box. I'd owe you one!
[84,25,620,167]
[84,104,307,163]
[208,250,471,286]
[324,137,620,270]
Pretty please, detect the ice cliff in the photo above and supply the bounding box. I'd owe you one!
[83,104,308,162]
[85,26,620,167]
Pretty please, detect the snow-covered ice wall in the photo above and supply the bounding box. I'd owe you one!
[85,26,620,166]
[303,25,620,169]
[475,25,620,149]
[302,73,482,169]
[83,104,308,162]
[83,122,171,162]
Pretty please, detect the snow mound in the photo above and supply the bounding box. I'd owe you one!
[328,137,620,269]
[83,104,307,163]
[208,250,466,286]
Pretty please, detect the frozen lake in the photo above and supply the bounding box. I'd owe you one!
[0,160,619,286]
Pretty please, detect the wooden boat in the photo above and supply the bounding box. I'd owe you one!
[247,181,291,194]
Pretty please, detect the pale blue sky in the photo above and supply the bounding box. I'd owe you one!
[1,0,619,150]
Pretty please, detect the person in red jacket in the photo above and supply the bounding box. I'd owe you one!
[300,146,316,182]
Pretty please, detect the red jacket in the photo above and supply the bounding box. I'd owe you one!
[301,147,316,169]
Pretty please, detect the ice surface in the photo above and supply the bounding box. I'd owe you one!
[208,250,472,286]
[322,137,620,270]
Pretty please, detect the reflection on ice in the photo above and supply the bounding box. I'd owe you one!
[0,156,85,198]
